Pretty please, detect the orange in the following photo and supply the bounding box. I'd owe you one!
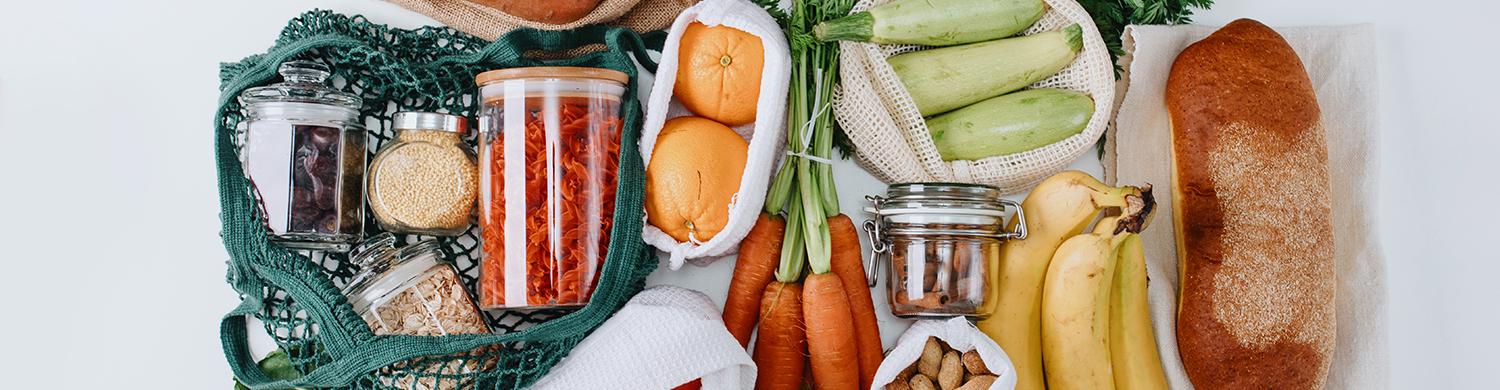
[645,116,750,243]
[674,22,764,126]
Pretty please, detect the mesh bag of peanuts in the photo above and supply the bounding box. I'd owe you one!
[874,318,1019,390]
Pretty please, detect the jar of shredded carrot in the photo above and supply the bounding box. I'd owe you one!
[474,67,627,310]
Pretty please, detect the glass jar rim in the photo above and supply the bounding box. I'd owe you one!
[341,234,447,314]
[868,182,1019,239]
[474,66,629,87]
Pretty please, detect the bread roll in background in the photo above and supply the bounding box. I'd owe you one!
[1166,19,1337,390]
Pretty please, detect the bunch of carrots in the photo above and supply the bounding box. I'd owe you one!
[716,0,879,389]
[725,214,881,390]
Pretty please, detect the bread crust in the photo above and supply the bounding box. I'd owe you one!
[1166,19,1336,390]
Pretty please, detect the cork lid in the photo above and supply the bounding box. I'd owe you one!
[475,66,629,86]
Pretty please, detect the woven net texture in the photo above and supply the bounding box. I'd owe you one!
[215,11,661,389]
[832,0,1117,194]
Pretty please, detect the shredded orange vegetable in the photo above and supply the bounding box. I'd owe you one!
[480,96,622,309]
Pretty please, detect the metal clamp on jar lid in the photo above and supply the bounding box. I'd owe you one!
[863,183,1027,285]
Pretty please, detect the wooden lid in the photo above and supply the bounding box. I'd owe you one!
[475,66,629,86]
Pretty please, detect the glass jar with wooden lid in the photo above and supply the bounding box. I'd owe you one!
[473,67,629,310]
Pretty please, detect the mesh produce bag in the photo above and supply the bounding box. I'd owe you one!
[832,0,1116,194]
[215,11,665,389]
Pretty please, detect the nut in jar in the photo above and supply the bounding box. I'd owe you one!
[864,183,1027,318]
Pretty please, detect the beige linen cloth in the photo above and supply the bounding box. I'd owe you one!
[1103,24,1388,389]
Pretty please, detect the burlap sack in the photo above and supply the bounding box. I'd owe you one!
[832,0,1115,194]
[387,0,696,40]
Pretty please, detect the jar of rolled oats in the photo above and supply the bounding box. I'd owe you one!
[342,233,490,336]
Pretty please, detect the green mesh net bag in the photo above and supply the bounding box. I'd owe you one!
[215,10,666,389]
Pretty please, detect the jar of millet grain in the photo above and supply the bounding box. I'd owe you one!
[366,112,477,236]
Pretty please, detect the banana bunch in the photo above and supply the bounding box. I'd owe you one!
[975,171,1168,390]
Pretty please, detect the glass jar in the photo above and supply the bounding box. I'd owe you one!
[367,112,477,236]
[342,233,490,336]
[864,183,1028,318]
[239,60,366,251]
[473,67,627,310]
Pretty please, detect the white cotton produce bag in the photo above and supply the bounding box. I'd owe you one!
[640,0,791,269]
[529,286,756,390]
[872,318,1018,390]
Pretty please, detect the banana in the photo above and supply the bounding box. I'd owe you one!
[1041,229,1128,390]
[976,171,1153,390]
[1109,233,1170,390]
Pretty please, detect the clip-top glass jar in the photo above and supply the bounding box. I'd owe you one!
[239,60,366,251]
[473,67,627,310]
[342,233,490,336]
[367,112,477,236]
[864,183,1028,318]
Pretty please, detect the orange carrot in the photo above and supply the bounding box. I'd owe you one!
[724,214,786,348]
[804,358,816,389]
[828,214,883,389]
[754,281,807,390]
[802,272,861,390]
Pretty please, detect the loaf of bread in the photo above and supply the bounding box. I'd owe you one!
[1165,19,1336,390]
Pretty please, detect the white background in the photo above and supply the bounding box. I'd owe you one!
[0,0,1495,388]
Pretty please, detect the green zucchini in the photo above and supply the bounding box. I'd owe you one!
[889,24,1082,116]
[929,88,1094,161]
[813,0,1045,46]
